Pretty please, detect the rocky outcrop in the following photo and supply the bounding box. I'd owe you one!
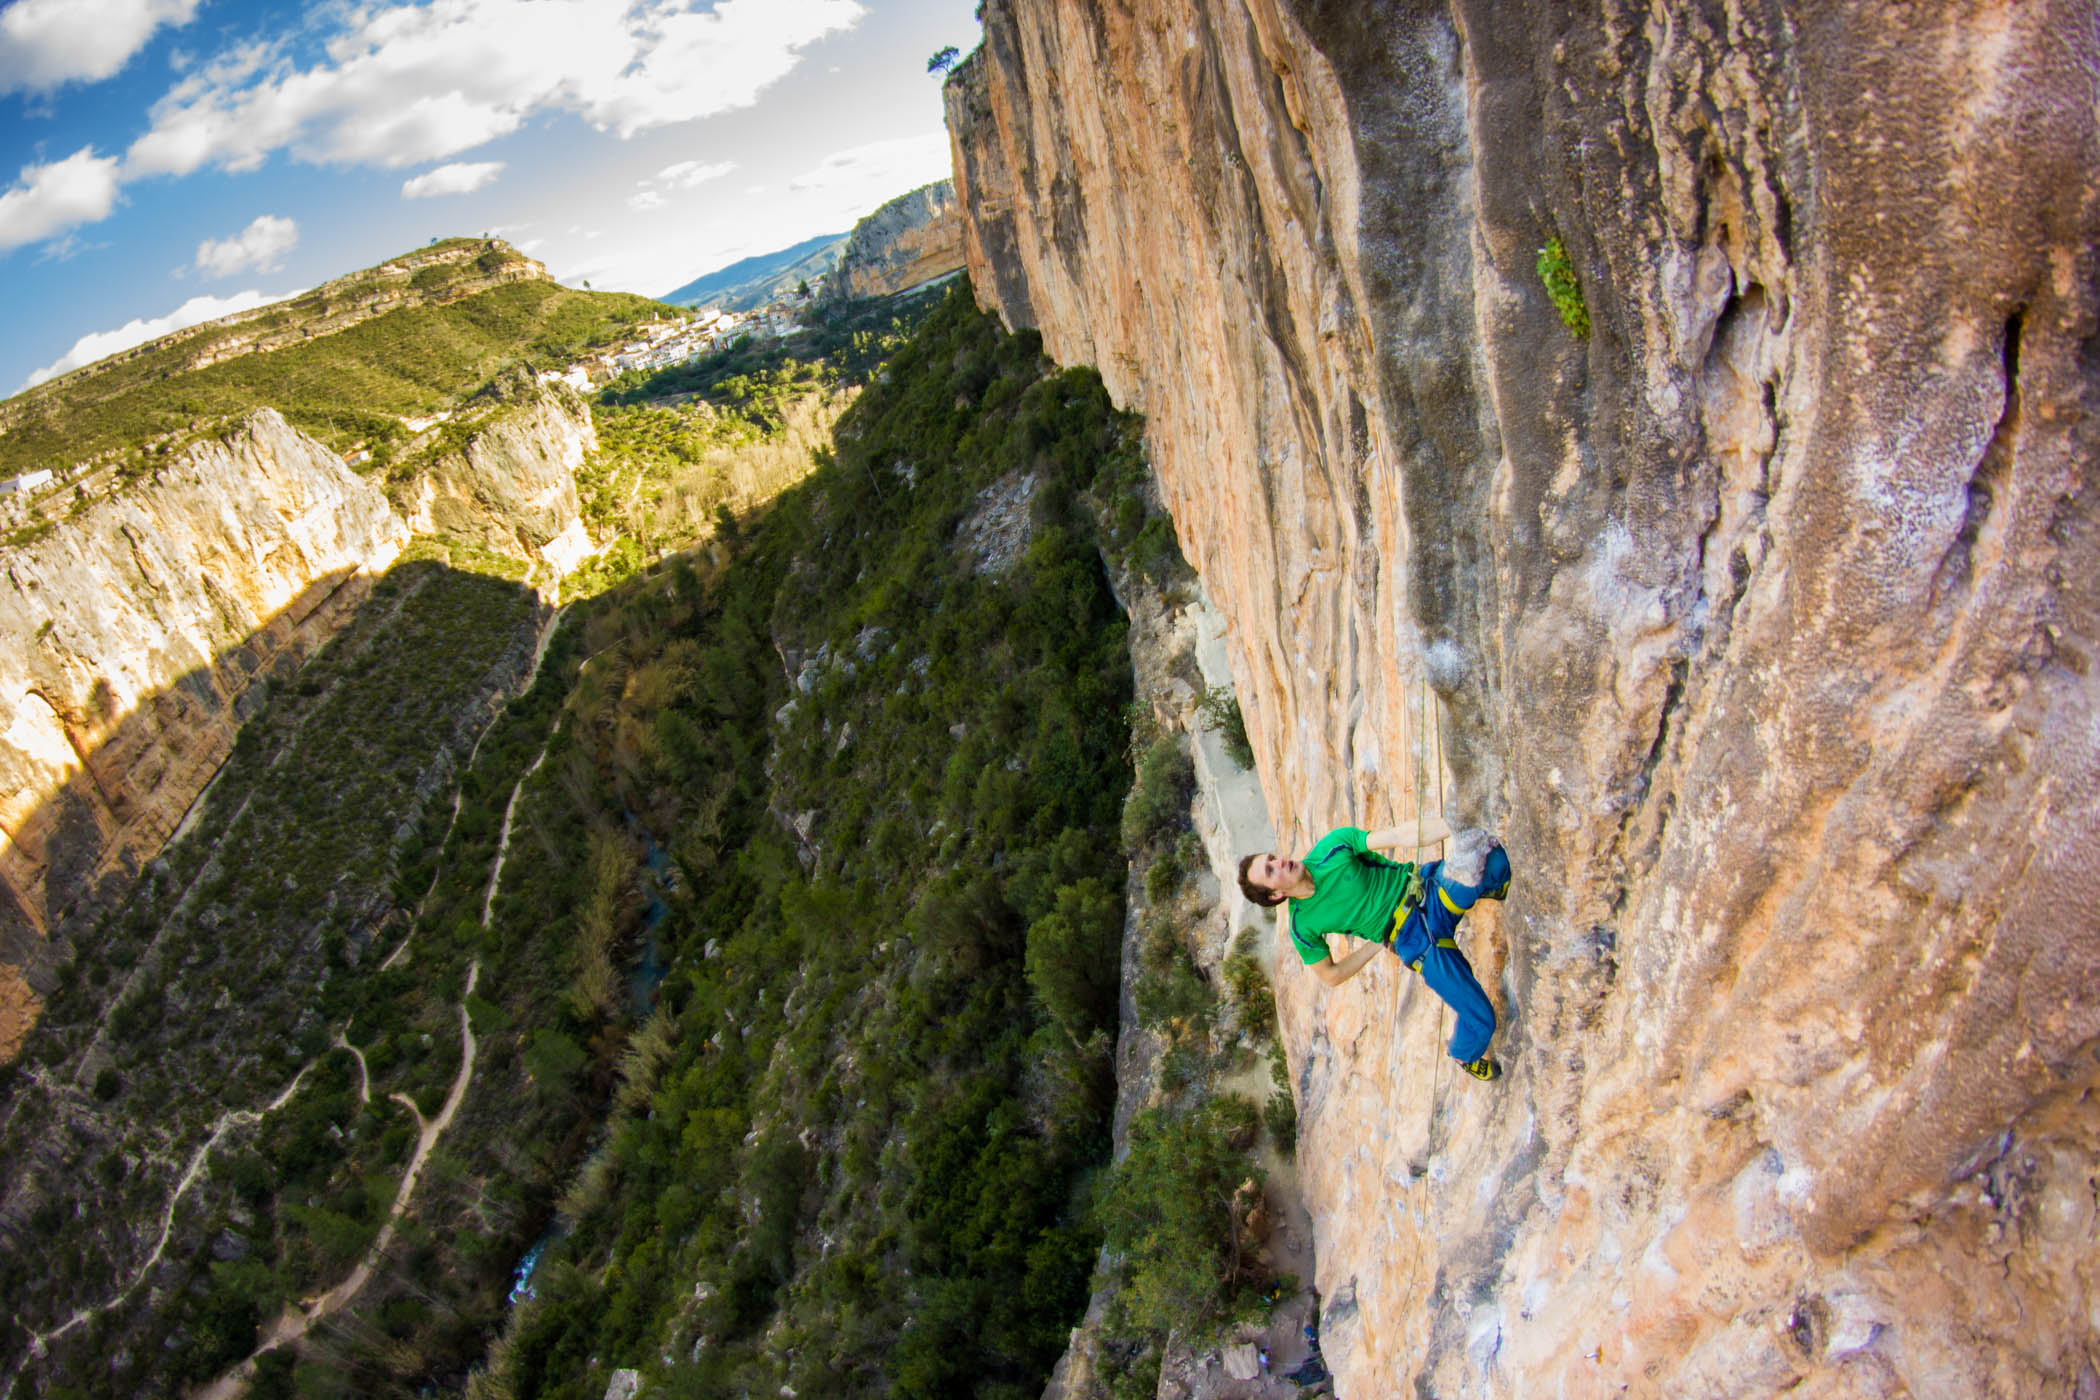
[398,381,599,579]
[0,411,406,999]
[825,181,966,301]
[949,3,2100,1396]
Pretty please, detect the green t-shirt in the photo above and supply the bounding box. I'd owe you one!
[1285,826,1418,965]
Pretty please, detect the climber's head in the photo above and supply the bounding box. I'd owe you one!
[1237,852,1300,907]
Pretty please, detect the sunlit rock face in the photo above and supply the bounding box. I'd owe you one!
[825,180,968,301]
[399,383,598,573]
[0,386,602,1061]
[0,412,407,1042]
[948,2,2100,1395]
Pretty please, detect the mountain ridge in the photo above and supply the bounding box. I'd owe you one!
[0,239,665,488]
[657,232,846,312]
[5,239,545,418]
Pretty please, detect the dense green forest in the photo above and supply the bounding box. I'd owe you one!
[480,284,1156,1400]
[0,282,1233,1399]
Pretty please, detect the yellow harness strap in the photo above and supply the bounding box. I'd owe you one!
[1408,937,1460,973]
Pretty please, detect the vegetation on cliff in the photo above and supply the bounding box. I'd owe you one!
[482,284,1143,1400]
[0,240,665,485]
[1078,714,1296,1400]
[568,285,947,596]
[0,559,549,1393]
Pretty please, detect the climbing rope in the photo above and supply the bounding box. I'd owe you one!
[1409,652,1449,1127]
[1426,661,1449,1121]
[1431,663,1450,1112]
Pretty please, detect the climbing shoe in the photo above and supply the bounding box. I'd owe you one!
[1480,846,1512,901]
[1460,1056,1502,1082]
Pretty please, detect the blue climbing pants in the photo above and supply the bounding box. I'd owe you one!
[1387,846,1510,1063]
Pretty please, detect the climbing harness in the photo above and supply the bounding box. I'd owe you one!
[1407,936,1460,973]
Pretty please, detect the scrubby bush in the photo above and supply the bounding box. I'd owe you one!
[1222,928,1276,1041]
[1025,878,1124,1046]
[1122,736,1194,853]
[1196,682,1255,769]
[1537,235,1591,339]
[1096,1096,1265,1340]
[1134,922,1213,1033]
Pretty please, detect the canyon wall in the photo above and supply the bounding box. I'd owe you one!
[948,2,2100,1396]
[398,380,601,579]
[0,411,405,938]
[825,181,967,301]
[0,384,599,1062]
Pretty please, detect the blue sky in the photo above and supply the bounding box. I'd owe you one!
[0,0,979,395]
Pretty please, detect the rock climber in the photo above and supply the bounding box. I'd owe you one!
[1237,817,1510,1081]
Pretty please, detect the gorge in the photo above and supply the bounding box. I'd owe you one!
[0,3,2094,1394]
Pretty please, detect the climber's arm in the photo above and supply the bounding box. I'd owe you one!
[1364,814,1451,853]
[1308,937,1382,988]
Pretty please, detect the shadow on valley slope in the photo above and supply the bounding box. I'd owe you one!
[0,553,560,1395]
[0,282,1166,1400]
[0,567,396,1045]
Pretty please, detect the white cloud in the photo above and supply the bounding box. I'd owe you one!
[402,161,505,198]
[0,0,199,95]
[627,156,734,211]
[193,214,298,276]
[125,0,864,181]
[0,147,122,253]
[23,288,290,389]
[786,130,950,194]
[656,159,736,189]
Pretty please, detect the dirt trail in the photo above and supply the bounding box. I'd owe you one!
[196,964,480,1400]
[383,603,564,974]
[335,1032,371,1105]
[3,1061,320,1392]
[483,740,552,925]
[197,685,558,1399]
[5,586,572,1400]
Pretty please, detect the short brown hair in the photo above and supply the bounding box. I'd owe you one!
[1237,853,1286,908]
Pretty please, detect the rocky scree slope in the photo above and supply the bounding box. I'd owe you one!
[949,2,2099,1396]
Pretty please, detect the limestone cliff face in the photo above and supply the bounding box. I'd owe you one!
[399,381,599,579]
[950,3,2100,1396]
[0,412,407,1024]
[825,181,966,301]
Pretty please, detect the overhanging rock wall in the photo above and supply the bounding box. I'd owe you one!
[947,2,2100,1394]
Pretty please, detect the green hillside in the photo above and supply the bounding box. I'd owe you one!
[0,242,668,483]
[0,282,1242,1400]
